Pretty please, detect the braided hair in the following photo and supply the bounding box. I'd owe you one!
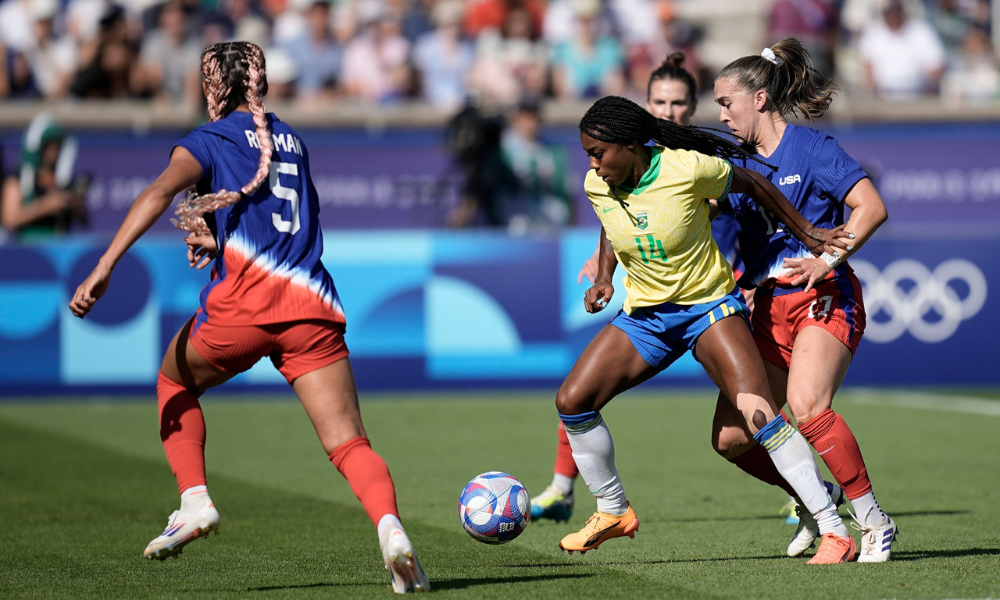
[173,41,273,236]
[581,96,774,218]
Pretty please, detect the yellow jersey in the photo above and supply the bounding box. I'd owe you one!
[586,146,735,313]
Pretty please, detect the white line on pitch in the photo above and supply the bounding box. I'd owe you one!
[844,389,1000,417]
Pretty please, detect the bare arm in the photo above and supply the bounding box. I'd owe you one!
[584,226,617,313]
[1,176,76,231]
[782,178,888,291]
[730,166,848,256]
[68,147,203,317]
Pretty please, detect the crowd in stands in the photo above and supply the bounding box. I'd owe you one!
[0,0,995,108]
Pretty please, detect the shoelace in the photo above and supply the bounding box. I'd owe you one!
[847,508,882,555]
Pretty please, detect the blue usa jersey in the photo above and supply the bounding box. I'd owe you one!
[726,124,866,290]
[175,111,345,327]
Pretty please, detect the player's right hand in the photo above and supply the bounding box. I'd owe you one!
[186,233,217,270]
[584,282,614,313]
[68,266,111,318]
[807,224,852,256]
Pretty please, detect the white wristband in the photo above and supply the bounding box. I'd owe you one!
[820,252,842,269]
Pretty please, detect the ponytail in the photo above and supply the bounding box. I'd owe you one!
[717,37,836,120]
[173,41,273,236]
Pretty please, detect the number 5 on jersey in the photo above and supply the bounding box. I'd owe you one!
[271,161,300,235]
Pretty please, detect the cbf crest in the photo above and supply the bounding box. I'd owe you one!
[636,211,649,231]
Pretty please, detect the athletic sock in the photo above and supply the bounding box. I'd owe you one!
[849,491,887,526]
[558,411,628,516]
[798,409,874,500]
[753,415,848,537]
[180,485,211,512]
[329,436,399,528]
[157,371,207,495]
[551,473,575,496]
[376,514,404,539]
[554,421,580,481]
[729,443,797,497]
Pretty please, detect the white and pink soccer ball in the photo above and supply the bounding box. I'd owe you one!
[458,472,529,544]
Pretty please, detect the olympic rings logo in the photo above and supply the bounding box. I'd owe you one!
[852,258,988,343]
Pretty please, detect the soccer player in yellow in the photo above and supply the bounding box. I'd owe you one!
[555,96,857,564]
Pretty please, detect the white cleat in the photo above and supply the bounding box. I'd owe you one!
[380,525,430,594]
[143,503,220,560]
[787,482,845,557]
[854,508,898,563]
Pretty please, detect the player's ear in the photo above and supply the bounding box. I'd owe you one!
[754,89,768,111]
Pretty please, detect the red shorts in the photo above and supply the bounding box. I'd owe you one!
[751,273,866,371]
[189,319,349,384]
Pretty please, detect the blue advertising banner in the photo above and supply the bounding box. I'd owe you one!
[0,229,994,394]
[3,122,999,234]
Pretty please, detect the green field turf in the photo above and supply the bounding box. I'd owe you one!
[1,388,999,599]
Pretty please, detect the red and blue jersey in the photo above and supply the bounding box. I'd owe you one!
[175,111,345,328]
[725,124,867,292]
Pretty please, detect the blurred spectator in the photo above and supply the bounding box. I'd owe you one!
[464,0,545,39]
[467,4,547,105]
[70,5,135,98]
[858,0,945,100]
[1,114,88,239]
[264,47,299,100]
[551,0,625,99]
[412,0,474,109]
[341,1,412,102]
[282,0,342,104]
[942,27,999,104]
[220,0,270,47]
[23,0,76,99]
[0,47,39,99]
[931,0,991,53]
[0,0,38,54]
[499,97,572,235]
[133,1,201,106]
[768,0,838,76]
[444,97,512,227]
[401,0,435,42]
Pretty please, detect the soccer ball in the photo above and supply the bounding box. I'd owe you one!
[458,472,529,544]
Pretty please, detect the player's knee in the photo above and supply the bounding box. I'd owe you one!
[712,427,752,459]
[555,382,592,415]
[787,391,830,423]
[735,392,775,431]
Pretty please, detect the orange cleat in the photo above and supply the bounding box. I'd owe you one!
[559,504,639,554]
[806,533,857,564]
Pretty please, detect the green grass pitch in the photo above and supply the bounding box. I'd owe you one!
[1,389,998,599]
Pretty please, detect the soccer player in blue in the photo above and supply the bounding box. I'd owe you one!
[68,42,430,593]
[710,38,895,563]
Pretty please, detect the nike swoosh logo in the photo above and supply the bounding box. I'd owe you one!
[584,519,621,547]
[817,446,836,456]
[603,206,616,213]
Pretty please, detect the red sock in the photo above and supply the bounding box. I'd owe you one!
[329,437,399,527]
[799,409,872,500]
[554,421,579,479]
[730,443,797,497]
[157,371,207,495]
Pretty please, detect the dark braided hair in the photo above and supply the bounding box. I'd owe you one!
[581,96,775,218]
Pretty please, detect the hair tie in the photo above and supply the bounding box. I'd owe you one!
[761,47,784,66]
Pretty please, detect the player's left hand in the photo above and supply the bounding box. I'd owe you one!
[806,224,853,256]
[782,256,831,293]
[186,233,217,270]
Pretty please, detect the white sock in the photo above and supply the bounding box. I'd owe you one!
[850,491,886,527]
[563,414,628,516]
[550,473,575,496]
[756,421,848,537]
[377,514,403,539]
[180,485,210,512]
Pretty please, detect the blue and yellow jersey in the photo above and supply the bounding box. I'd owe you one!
[586,146,736,313]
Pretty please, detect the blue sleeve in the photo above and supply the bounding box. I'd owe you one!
[810,132,866,203]
[173,129,214,176]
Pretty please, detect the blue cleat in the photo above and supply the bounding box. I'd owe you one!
[530,486,574,523]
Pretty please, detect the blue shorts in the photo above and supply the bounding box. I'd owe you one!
[611,287,749,371]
